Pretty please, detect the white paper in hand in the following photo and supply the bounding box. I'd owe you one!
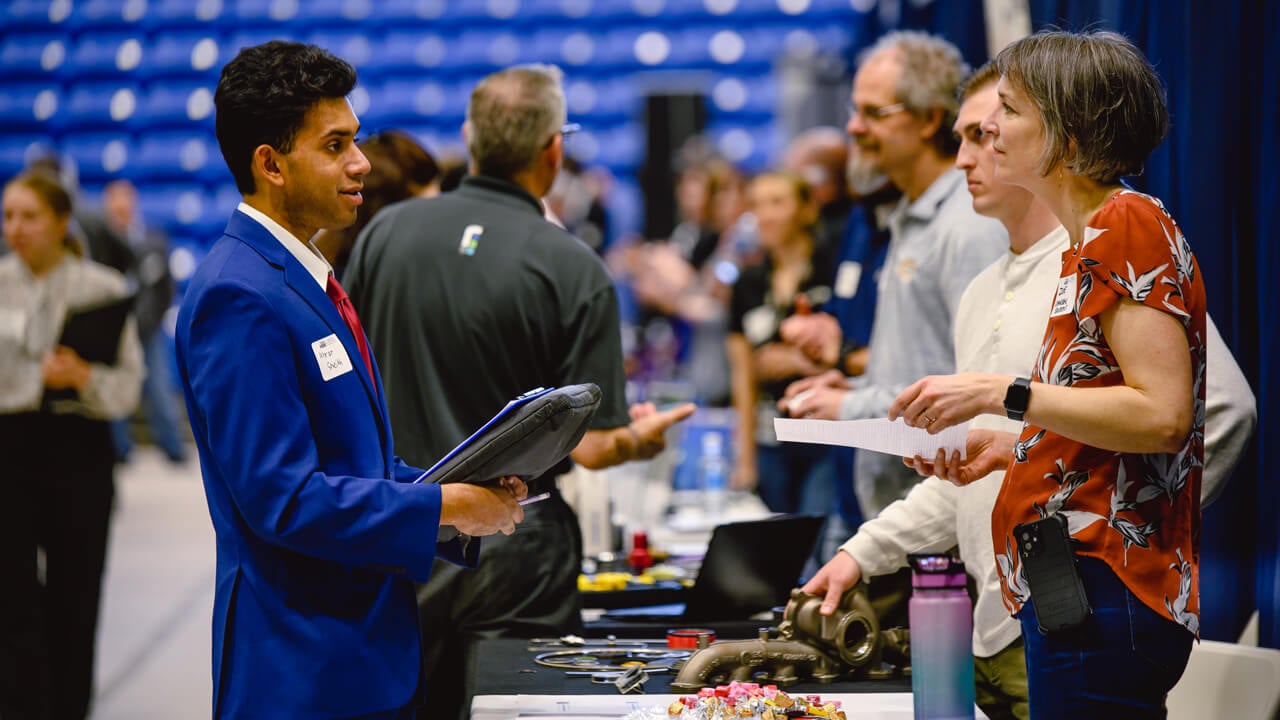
[774,417,968,459]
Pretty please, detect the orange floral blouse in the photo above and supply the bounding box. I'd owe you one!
[991,190,1207,635]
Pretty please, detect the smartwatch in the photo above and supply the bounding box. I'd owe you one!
[1004,376,1032,421]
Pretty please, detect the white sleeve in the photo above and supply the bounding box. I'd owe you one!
[841,476,961,578]
[1201,314,1256,508]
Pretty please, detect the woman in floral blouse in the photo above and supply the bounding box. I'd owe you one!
[886,31,1206,717]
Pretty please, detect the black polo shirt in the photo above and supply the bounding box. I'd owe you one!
[345,175,631,478]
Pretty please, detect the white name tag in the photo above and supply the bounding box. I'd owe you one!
[742,305,778,346]
[0,308,24,341]
[1051,275,1077,317]
[311,333,354,381]
[834,261,862,299]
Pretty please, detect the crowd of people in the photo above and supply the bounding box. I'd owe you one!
[0,23,1259,720]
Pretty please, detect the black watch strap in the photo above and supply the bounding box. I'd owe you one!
[1004,376,1032,421]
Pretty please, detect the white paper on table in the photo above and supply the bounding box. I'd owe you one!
[774,417,968,459]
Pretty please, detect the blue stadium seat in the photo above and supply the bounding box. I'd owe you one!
[706,73,777,120]
[0,33,69,82]
[525,27,599,69]
[296,0,376,27]
[61,132,136,183]
[223,29,292,59]
[593,26,662,70]
[306,28,379,71]
[519,0,600,24]
[137,82,217,131]
[0,136,55,181]
[135,131,227,185]
[66,0,153,32]
[0,83,65,133]
[147,32,226,80]
[166,234,209,290]
[570,121,644,171]
[361,76,469,132]
[65,33,150,80]
[366,0,451,30]
[446,29,527,72]
[359,30,455,76]
[138,183,225,238]
[705,120,785,172]
[144,0,232,31]
[563,75,643,123]
[230,0,305,26]
[1,0,76,32]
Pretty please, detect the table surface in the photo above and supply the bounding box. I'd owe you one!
[471,638,912,698]
[471,692,990,720]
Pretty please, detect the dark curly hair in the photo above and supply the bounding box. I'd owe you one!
[214,41,357,194]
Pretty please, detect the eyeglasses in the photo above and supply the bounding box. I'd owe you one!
[544,122,582,148]
[847,102,908,122]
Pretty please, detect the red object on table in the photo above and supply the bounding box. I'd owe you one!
[627,531,653,573]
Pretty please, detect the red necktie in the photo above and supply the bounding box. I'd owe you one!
[325,274,375,385]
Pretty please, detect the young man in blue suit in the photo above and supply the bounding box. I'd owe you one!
[175,41,528,719]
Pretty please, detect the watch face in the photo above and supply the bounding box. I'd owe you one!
[1005,378,1031,417]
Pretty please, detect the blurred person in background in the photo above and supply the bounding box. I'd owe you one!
[780,31,1006,518]
[626,151,754,405]
[345,63,694,720]
[0,172,144,720]
[101,178,188,464]
[312,129,441,280]
[544,154,610,254]
[726,170,836,535]
[782,126,854,256]
[775,141,903,561]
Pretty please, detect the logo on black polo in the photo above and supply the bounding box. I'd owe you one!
[459,225,483,256]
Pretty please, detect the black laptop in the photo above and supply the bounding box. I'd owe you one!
[603,514,825,623]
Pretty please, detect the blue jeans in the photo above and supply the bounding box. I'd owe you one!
[756,442,838,574]
[1018,556,1193,719]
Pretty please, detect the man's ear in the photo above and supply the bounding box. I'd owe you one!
[918,107,945,145]
[253,144,286,188]
[460,121,471,146]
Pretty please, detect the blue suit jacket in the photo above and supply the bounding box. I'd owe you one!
[176,211,469,718]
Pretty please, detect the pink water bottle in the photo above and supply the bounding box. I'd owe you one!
[908,554,975,720]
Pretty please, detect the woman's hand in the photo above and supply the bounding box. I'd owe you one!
[889,372,1009,432]
[903,429,1016,486]
[43,346,92,391]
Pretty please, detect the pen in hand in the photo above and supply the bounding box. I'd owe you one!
[518,491,551,506]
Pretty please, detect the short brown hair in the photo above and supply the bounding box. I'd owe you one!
[993,30,1169,184]
[466,64,566,180]
[958,61,1000,103]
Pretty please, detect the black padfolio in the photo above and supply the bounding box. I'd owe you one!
[415,384,602,485]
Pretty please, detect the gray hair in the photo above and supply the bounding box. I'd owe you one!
[466,64,567,180]
[994,30,1169,184]
[858,30,969,156]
